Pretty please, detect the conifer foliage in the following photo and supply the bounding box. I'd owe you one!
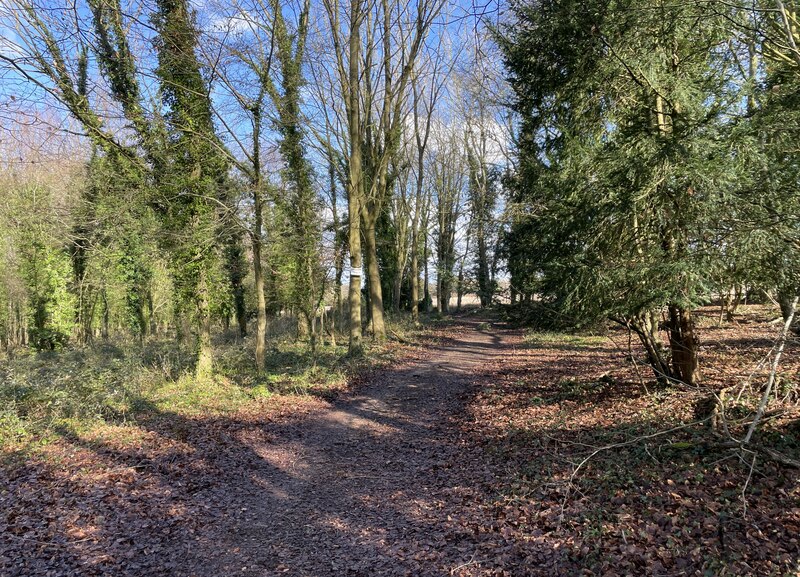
[499,0,800,384]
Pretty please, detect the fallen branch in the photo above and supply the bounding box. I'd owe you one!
[761,445,800,468]
[388,330,414,345]
[708,440,800,469]
[450,552,478,575]
[743,295,797,444]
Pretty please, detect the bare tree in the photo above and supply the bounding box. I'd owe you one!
[320,0,443,353]
[432,126,466,314]
[409,53,447,323]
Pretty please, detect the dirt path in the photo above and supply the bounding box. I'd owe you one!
[3,316,560,577]
[182,316,543,576]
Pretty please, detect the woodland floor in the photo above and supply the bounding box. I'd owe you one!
[1,309,799,576]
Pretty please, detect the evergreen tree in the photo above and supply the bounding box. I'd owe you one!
[500,0,746,385]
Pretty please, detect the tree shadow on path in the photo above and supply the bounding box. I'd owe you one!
[1,317,569,577]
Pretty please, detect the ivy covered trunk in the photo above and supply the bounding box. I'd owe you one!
[410,247,420,323]
[195,271,214,378]
[225,235,247,338]
[154,0,233,378]
[252,223,268,371]
[392,265,403,316]
[251,103,268,371]
[476,229,491,308]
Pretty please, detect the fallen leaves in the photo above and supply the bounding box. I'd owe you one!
[1,310,798,576]
[464,306,799,576]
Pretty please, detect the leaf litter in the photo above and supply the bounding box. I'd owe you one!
[1,308,798,576]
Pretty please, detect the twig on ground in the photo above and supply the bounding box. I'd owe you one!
[741,452,757,518]
[450,553,478,575]
[558,419,710,526]
[734,350,773,404]
[5,533,95,548]
[708,440,800,469]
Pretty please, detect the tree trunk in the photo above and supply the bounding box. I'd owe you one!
[251,103,268,372]
[438,272,449,314]
[306,311,317,355]
[421,185,432,313]
[423,243,431,312]
[456,233,470,312]
[101,289,110,340]
[234,286,247,337]
[348,242,363,355]
[437,231,454,315]
[667,304,699,386]
[627,315,672,386]
[363,208,387,341]
[71,240,92,345]
[297,312,310,341]
[729,285,743,320]
[226,234,247,338]
[345,0,364,355]
[318,305,325,347]
[476,228,490,307]
[456,268,464,312]
[410,246,420,324]
[410,72,433,325]
[146,288,155,337]
[778,288,799,335]
[252,227,268,372]
[330,295,338,348]
[195,271,214,378]
[392,266,402,315]
[329,156,343,347]
[410,187,422,322]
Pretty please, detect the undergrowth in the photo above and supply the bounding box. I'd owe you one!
[524,331,607,348]
[0,317,424,453]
